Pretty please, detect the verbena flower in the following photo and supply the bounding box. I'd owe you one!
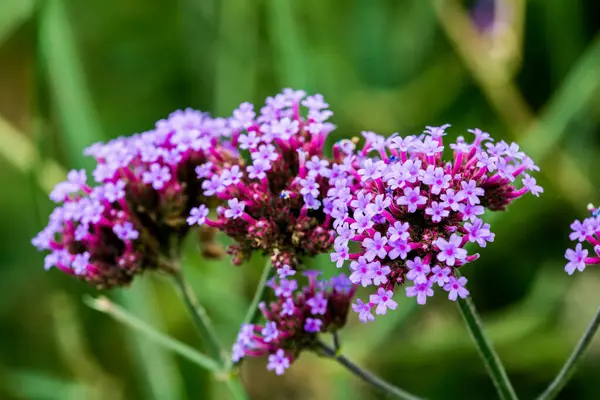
[32,109,236,287]
[326,126,541,322]
[564,204,600,275]
[187,89,337,270]
[231,271,356,375]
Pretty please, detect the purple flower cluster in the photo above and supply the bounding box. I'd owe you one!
[232,271,356,375]
[565,205,600,275]
[31,109,235,287]
[32,88,341,285]
[187,89,337,270]
[325,126,542,322]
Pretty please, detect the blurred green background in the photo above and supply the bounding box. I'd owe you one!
[1,0,599,398]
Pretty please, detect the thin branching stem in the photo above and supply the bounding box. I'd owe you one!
[242,258,272,327]
[171,269,249,400]
[172,268,227,364]
[85,296,220,372]
[537,306,600,400]
[317,341,423,400]
[455,280,518,400]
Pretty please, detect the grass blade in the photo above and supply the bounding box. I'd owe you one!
[213,0,258,115]
[6,370,91,400]
[0,115,64,192]
[114,283,186,399]
[38,0,101,169]
[266,0,308,89]
[523,35,600,160]
[0,0,35,45]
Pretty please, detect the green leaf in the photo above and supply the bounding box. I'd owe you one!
[50,294,123,399]
[523,35,600,161]
[114,282,187,399]
[0,0,35,45]
[38,0,102,170]
[213,0,258,115]
[266,0,309,89]
[0,115,64,193]
[6,370,91,400]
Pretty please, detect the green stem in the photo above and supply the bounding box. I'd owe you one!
[537,306,600,400]
[456,280,518,400]
[171,270,249,400]
[241,258,273,327]
[224,377,249,400]
[333,331,341,353]
[172,269,227,364]
[222,258,272,371]
[85,296,220,373]
[317,341,423,400]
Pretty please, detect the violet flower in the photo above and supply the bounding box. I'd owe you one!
[564,204,600,275]
[326,125,541,321]
[186,89,338,271]
[33,108,236,287]
[231,271,356,374]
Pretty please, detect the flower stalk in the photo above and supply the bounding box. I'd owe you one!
[455,273,518,400]
[85,296,220,372]
[536,305,600,400]
[171,269,248,400]
[241,258,273,327]
[317,341,422,400]
[172,268,227,364]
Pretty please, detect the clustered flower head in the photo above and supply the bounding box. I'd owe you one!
[325,125,542,322]
[232,270,356,375]
[564,204,600,275]
[31,109,236,287]
[187,89,337,270]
